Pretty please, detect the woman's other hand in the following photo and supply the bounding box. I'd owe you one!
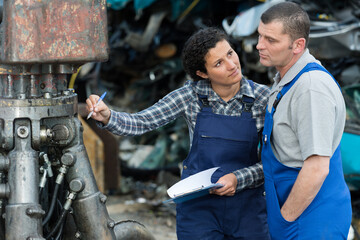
[210,173,237,196]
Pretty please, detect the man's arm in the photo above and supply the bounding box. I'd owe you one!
[280,155,329,221]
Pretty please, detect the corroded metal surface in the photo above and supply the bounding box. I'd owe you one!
[1,0,109,63]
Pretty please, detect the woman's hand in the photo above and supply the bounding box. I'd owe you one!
[210,173,237,196]
[85,94,111,125]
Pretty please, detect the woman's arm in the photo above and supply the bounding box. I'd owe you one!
[86,86,192,136]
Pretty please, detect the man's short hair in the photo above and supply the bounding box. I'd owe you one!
[261,2,310,46]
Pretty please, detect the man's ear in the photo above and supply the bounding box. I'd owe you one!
[293,38,306,54]
[196,70,208,79]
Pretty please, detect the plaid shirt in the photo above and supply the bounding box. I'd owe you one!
[102,78,270,192]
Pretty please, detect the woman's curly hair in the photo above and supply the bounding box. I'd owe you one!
[181,27,229,81]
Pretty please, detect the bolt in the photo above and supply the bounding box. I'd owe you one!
[18,93,26,99]
[107,220,115,229]
[99,193,107,204]
[17,126,29,138]
[61,153,76,166]
[43,92,51,99]
[75,231,81,239]
[26,207,45,218]
[46,129,53,138]
[26,208,34,215]
[52,125,69,141]
[69,178,85,193]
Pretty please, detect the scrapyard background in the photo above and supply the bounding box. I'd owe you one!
[74,0,360,237]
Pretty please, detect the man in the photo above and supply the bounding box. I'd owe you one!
[257,2,352,239]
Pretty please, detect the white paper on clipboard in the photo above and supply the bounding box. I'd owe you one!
[167,167,220,198]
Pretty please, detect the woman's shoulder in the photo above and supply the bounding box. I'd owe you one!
[246,79,270,97]
[164,80,197,102]
[245,80,270,108]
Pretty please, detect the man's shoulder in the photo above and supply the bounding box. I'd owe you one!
[291,69,343,108]
[300,68,338,89]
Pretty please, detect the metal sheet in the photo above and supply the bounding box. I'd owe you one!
[1,0,109,63]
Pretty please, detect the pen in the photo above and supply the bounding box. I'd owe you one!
[87,91,107,120]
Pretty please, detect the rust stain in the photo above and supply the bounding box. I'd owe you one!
[2,0,108,63]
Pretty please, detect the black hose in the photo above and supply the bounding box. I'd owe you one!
[54,199,65,240]
[45,208,69,240]
[39,187,43,197]
[54,221,65,240]
[42,183,60,226]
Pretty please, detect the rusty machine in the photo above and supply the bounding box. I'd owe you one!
[0,0,154,239]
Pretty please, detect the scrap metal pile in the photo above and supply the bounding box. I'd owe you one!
[78,0,360,176]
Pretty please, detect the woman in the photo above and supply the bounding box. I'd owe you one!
[86,27,270,239]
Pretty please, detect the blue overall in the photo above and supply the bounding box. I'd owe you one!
[261,63,352,240]
[176,80,270,240]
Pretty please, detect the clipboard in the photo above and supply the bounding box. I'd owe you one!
[163,167,223,204]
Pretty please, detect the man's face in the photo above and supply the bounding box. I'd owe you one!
[256,20,295,71]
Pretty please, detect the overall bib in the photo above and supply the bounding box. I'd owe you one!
[176,80,269,240]
[262,63,352,240]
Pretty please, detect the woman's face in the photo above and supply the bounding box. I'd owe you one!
[196,40,242,88]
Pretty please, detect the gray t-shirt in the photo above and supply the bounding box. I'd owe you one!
[268,49,346,168]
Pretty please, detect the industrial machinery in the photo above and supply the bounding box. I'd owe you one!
[0,0,154,239]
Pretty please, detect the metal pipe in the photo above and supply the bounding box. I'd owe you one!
[0,154,9,171]
[0,184,9,198]
[114,220,156,240]
[6,119,44,240]
[64,118,156,240]
[64,118,116,239]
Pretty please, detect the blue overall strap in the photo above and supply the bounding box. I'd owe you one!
[198,94,212,112]
[242,79,255,115]
[272,62,339,113]
[199,79,255,114]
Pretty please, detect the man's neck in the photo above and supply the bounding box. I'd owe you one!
[278,50,305,80]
